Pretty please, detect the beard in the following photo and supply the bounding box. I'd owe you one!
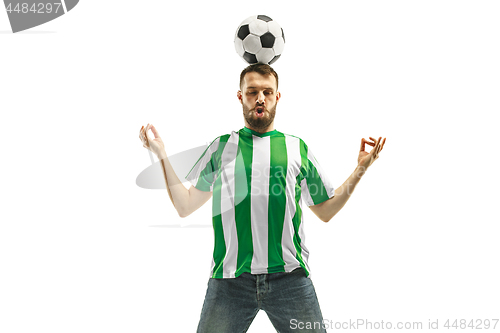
[242,103,277,132]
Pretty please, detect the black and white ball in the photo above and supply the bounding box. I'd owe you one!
[234,15,285,65]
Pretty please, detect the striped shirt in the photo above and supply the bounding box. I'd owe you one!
[185,126,335,278]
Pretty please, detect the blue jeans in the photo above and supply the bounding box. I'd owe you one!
[196,267,327,333]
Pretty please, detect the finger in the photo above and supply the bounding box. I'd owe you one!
[140,127,146,143]
[360,138,366,152]
[147,123,153,139]
[380,138,386,151]
[376,141,382,154]
[150,125,161,139]
[369,137,378,152]
[371,137,379,154]
[376,138,385,154]
[144,124,151,142]
[142,129,150,146]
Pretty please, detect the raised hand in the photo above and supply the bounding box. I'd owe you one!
[139,123,166,158]
[357,136,386,171]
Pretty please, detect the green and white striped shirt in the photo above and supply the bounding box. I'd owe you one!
[186,126,335,278]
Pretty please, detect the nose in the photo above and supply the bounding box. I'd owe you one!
[257,92,265,104]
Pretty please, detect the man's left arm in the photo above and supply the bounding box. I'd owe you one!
[309,136,386,223]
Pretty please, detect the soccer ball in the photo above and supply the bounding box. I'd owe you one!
[234,15,285,65]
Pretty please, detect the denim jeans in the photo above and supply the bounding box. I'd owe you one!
[196,267,327,333]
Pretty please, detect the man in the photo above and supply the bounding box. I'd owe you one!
[139,63,386,332]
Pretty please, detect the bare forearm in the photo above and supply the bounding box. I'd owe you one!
[322,166,365,222]
[158,150,190,217]
[311,136,386,222]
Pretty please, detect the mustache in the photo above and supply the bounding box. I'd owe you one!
[251,104,266,111]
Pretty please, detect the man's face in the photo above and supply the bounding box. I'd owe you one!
[238,72,281,132]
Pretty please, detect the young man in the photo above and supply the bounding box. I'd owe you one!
[139,64,386,332]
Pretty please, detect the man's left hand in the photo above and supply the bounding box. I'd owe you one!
[357,136,386,171]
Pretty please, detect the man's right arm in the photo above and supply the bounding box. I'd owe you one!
[158,150,212,218]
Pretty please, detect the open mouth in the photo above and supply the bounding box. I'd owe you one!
[255,106,264,116]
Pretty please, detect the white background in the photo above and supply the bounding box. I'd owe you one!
[1,0,499,332]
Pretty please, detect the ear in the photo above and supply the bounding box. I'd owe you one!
[276,91,281,103]
[237,90,243,104]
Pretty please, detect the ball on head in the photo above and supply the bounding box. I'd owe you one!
[234,15,285,65]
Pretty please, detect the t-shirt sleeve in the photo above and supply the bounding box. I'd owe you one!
[300,143,335,207]
[185,137,221,192]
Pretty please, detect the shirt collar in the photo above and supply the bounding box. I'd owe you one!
[242,126,278,137]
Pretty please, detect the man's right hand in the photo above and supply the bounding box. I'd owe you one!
[139,123,166,159]
[138,123,212,217]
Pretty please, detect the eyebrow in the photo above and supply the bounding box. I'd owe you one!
[246,87,275,91]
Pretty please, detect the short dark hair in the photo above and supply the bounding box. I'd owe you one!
[239,63,279,90]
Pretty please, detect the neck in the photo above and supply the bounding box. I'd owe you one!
[244,121,274,134]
